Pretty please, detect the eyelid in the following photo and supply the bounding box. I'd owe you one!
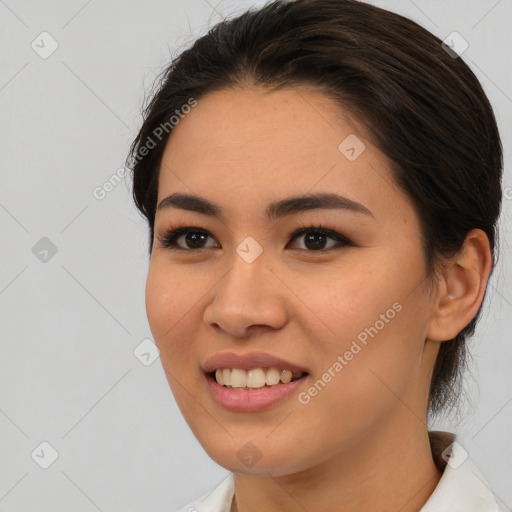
[156,223,353,251]
[156,226,218,250]
[287,223,353,249]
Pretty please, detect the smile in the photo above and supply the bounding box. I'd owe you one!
[212,367,306,390]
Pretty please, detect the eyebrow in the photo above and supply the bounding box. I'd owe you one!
[156,192,374,221]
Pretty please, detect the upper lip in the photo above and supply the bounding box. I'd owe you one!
[202,351,309,374]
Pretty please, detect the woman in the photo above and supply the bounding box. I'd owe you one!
[127,0,505,510]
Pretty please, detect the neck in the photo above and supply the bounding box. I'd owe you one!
[231,417,442,512]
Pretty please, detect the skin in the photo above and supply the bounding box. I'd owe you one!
[145,86,492,512]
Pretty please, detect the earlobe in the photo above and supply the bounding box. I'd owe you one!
[426,229,493,342]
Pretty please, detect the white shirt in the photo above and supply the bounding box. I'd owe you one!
[175,431,504,512]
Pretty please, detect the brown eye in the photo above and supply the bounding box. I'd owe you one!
[288,227,352,252]
[157,227,218,250]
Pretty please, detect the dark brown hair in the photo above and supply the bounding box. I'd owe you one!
[127,0,503,416]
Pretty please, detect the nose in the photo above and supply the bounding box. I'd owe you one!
[203,248,288,338]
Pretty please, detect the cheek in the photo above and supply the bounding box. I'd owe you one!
[298,256,402,342]
[303,253,430,399]
[145,261,196,351]
[145,265,171,340]
[145,263,205,406]
[316,292,429,418]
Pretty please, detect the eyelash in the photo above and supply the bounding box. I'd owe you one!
[156,222,353,253]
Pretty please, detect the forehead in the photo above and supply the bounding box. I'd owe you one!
[162,87,371,177]
[163,86,358,159]
[156,86,411,225]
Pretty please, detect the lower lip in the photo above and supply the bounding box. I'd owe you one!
[205,373,308,412]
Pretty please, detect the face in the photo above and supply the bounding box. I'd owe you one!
[145,86,439,476]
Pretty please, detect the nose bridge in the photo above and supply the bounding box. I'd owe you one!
[223,240,271,299]
[204,240,286,335]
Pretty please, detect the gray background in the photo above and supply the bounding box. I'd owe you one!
[0,0,510,510]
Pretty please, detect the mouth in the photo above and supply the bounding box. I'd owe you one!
[205,369,309,412]
[207,367,308,390]
[202,351,310,412]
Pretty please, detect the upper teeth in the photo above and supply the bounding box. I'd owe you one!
[215,368,304,389]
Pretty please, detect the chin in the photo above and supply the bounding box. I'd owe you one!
[197,434,313,477]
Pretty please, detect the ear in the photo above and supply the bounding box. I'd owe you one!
[426,229,493,342]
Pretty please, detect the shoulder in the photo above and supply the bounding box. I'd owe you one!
[173,474,235,512]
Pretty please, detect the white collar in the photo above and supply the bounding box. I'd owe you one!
[178,431,501,512]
